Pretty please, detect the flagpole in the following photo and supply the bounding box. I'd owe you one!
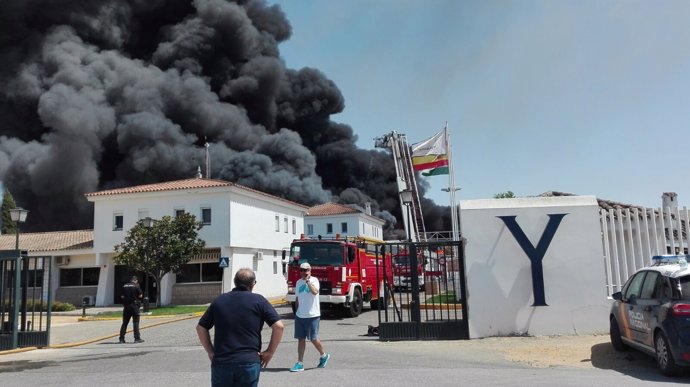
[444,122,460,241]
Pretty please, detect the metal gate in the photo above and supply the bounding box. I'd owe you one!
[374,240,468,340]
[0,251,53,350]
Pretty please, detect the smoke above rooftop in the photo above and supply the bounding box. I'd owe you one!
[0,0,447,236]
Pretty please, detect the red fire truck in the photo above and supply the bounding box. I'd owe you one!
[285,235,392,317]
[392,248,428,291]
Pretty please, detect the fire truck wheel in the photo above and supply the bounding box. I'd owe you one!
[346,288,363,318]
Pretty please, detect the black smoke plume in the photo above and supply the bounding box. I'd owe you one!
[0,0,449,237]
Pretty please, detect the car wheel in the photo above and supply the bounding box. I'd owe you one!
[609,317,627,351]
[655,331,682,377]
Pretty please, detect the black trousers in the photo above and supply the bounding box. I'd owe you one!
[119,303,141,341]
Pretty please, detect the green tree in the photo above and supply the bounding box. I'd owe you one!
[114,214,206,307]
[1,189,17,235]
[494,191,516,199]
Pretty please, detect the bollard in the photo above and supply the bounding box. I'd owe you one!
[143,296,150,313]
[82,296,89,318]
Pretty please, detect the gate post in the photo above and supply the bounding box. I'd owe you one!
[12,251,21,349]
[409,243,421,325]
[20,250,29,332]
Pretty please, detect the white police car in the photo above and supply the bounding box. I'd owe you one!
[610,254,690,376]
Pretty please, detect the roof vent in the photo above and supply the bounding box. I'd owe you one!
[196,166,202,179]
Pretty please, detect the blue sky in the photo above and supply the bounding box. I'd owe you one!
[272,0,690,209]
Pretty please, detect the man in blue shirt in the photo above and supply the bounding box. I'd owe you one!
[197,268,284,387]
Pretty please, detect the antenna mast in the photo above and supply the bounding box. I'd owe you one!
[204,141,210,178]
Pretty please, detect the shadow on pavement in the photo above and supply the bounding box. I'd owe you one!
[589,342,689,382]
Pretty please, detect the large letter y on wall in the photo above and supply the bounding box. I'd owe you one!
[497,214,568,306]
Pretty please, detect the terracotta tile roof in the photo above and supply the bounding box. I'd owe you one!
[85,177,308,209]
[84,178,232,197]
[308,203,362,216]
[538,191,645,211]
[0,230,93,252]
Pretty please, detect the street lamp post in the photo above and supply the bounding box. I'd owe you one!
[399,189,420,322]
[400,189,413,242]
[141,217,154,313]
[10,208,29,332]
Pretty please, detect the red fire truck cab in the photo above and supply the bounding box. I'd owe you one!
[392,249,431,291]
[285,235,392,317]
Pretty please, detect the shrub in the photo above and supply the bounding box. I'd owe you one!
[0,300,75,312]
[51,301,75,311]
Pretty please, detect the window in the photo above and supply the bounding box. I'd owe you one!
[60,267,101,287]
[275,215,280,232]
[292,219,297,235]
[623,271,646,301]
[201,263,222,282]
[176,263,222,283]
[341,222,348,233]
[113,213,123,231]
[307,224,314,235]
[176,264,200,283]
[679,276,690,300]
[26,269,44,288]
[174,209,185,218]
[5,270,45,288]
[640,272,660,299]
[283,217,288,233]
[201,208,212,225]
[326,223,333,234]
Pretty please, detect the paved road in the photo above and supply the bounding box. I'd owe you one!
[0,306,684,386]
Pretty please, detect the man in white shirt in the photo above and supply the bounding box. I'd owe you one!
[289,262,330,372]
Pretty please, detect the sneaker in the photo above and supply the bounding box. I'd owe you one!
[317,353,330,368]
[289,362,304,372]
[134,339,145,343]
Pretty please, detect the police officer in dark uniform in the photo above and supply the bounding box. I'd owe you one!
[119,276,144,343]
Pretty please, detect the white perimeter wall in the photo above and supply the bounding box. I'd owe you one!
[461,195,610,338]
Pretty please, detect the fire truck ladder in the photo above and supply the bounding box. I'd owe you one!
[375,131,426,242]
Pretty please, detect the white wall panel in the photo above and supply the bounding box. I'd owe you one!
[462,196,609,338]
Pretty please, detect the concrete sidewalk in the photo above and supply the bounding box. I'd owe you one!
[0,306,201,355]
[49,312,199,348]
[1,299,286,355]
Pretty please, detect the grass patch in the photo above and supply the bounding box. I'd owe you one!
[95,305,208,318]
[425,292,457,304]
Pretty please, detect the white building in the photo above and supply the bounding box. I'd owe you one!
[85,177,308,306]
[305,202,384,241]
[0,177,308,307]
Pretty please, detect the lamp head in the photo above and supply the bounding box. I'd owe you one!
[400,189,413,205]
[9,208,29,223]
